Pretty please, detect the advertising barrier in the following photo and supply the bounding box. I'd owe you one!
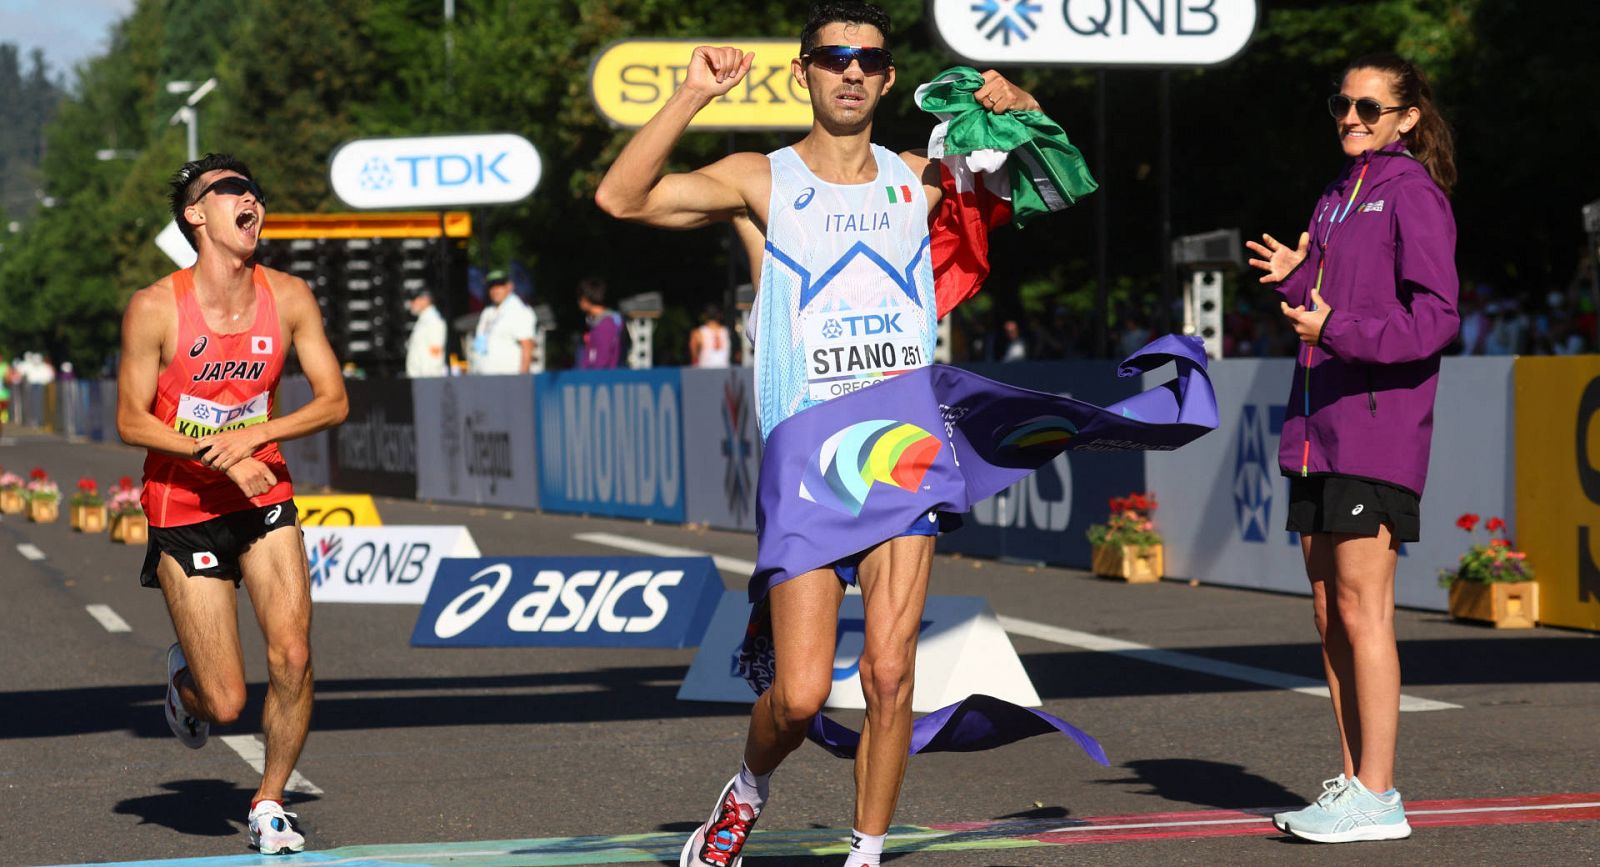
[1146,358,1515,611]
[276,376,332,489]
[679,593,1041,712]
[536,368,684,521]
[1516,357,1600,631]
[332,378,418,499]
[410,556,723,648]
[306,525,480,604]
[297,495,383,526]
[930,0,1259,67]
[415,375,540,509]
[937,361,1146,568]
[681,367,764,532]
[590,40,814,130]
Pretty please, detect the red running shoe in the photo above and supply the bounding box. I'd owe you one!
[680,775,761,867]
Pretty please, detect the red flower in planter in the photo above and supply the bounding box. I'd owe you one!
[30,467,47,481]
[118,476,134,491]
[77,477,97,493]
[1489,538,1511,549]
[1456,513,1480,532]
[1109,496,1126,513]
[1485,517,1506,533]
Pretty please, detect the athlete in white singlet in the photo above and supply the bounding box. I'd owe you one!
[689,306,732,368]
[596,5,1039,865]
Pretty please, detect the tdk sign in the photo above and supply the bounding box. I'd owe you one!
[411,556,722,648]
[330,133,542,209]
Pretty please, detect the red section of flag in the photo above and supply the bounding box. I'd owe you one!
[930,160,1013,320]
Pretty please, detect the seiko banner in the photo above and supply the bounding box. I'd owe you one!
[296,495,383,526]
[329,133,542,209]
[1515,356,1600,630]
[681,367,764,532]
[306,526,481,604]
[1145,358,1515,611]
[590,40,813,130]
[536,369,685,522]
[275,376,331,489]
[413,376,540,509]
[937,361,1146,569]
[930,0,1259,67]
[332,378,418,499]
[410,556,724,648]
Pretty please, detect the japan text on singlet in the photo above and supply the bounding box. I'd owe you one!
[752,144,936,440]
[141,266,294,527]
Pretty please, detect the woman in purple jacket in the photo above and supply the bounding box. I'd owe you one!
[1246,53,1459,844]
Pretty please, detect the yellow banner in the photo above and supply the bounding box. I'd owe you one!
[297,495,383,527]
[590,40,815,130]
[1514,356,1600,631]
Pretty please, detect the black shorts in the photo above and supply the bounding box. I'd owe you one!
[140,499,299,588]
[1285,475,1420,543]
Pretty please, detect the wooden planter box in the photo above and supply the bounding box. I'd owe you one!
[111,514,148,544]
[1449,580,1539,629]
[73,505,108,533]
[0,489,23,514]
[1092,543,1164,583]
[27,498,60,523]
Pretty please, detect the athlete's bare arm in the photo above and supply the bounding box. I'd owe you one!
[595,46,771,231]
[195,270,347,472]
[117,279,200,460]
[900,70,1042,216]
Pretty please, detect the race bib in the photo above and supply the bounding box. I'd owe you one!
[802,308,926,402]
[175,392,270,437]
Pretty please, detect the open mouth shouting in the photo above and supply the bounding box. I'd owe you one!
[235,208,260,240]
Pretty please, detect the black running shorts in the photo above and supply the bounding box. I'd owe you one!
[1285,475,1420,543]
[140,499,299,588]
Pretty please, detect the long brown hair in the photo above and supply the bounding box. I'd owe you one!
[1345,53,1457,195]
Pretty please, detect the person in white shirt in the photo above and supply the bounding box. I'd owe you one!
[470,270,537,375]
[405,290,449,377]
[689,304,731,368]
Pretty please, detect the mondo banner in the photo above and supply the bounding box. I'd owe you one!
[1516,356,1600,631]
[306,526,481,604]
[332,378,418,499]
[681,367,764,532]
[536,368,684,521]
[410,556,723,648]
[414,375,540,509]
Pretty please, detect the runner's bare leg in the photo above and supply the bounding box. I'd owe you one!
[238,524,314,803]
[158,554,248,725]
[743,568,844,774]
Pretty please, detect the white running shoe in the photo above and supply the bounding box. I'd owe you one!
[248,800,306,855]
[680,775,761,867]
[164,643,208,749]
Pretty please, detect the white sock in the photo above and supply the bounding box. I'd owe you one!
[844,829,885,867]
[730,761,769,809]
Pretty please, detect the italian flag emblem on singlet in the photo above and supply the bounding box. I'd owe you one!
[885,184,913,205]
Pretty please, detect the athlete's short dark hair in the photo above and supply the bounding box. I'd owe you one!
[801,2,892,54]
[577,277,607,306]
[168,153,256,251]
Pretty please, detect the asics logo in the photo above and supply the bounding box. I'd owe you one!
[431,564,685,639]
[188,335,208,358]
[1351,504,1365,516]
[266,505,283,525]
[795,187,815,210]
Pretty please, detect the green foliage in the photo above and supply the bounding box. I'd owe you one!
[1086,492,1162,548]
[1439,515,1533,586]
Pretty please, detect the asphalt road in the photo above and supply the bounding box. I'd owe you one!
[1,434,1596,866]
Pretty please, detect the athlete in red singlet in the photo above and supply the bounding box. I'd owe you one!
[116,153,347,856]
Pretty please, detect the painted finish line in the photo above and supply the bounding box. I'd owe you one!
[73,793,1600,866]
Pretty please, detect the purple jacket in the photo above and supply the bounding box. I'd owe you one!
[1275,140,1459,497]
[577,311,623,369]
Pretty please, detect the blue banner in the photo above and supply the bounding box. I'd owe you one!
[535,368,685,521]
[411,556,723,648]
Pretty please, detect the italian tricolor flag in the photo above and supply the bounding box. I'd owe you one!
[914,67,1099,320]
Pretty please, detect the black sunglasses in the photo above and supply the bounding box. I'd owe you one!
[1327,94,1409,125]
[192,175,267,206]
[802,45,893,75]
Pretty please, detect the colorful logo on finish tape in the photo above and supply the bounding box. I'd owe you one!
[800,420,939,516]
[995,415,1078,457]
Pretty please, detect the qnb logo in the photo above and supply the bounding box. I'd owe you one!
[1233,404,1280,543]
[431,564,684,639]
[974,0,1043,45]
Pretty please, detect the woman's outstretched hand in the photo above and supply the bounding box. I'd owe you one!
[1245,232,1309,284]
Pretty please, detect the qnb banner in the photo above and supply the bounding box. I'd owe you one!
[682,367,764,532]
[414,376,539,509]
[410,556,724,648]
[332,378,417,499]
[305,526,480,604]
[931,0,1259,67]
[536,369,685,521]
[297,495,383,527]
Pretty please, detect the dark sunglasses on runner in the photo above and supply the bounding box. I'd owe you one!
[803,45,893,75]
[192,175,267,206]
[1327,94,1409,125]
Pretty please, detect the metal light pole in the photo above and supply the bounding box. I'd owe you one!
[167,78,218,162]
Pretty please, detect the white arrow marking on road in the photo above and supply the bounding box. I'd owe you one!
[85,604,132,633]
[219,735,323,795]
[17,543,46,560]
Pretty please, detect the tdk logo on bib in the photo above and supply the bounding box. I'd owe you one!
[411,556,723,648]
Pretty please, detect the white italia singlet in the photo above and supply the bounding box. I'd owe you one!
[751,144,936,440]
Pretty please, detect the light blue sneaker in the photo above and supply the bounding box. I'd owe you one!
[1285,776,1412,843]
[1273,774,1348,832]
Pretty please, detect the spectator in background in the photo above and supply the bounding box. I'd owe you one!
[1000,319,1027,361]
[575,277,623,369]
[1454,287,1488,354]
[690,304,731,368]
[0,352,9,437]
[470,269,537,375]
[405,289,448,377]
[1117,314,1151,359]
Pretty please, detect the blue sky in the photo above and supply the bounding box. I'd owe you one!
[0,0,136,78]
